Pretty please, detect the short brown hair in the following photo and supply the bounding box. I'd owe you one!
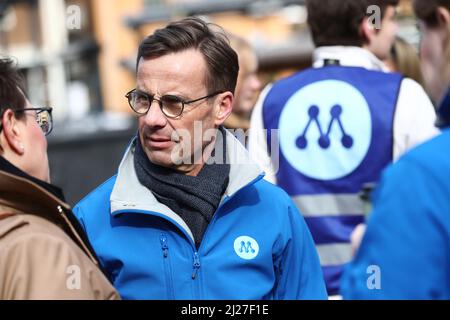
[306,0,400,47]
[413,0,450,27]
[137,17,239,95]
[0,58,26,118]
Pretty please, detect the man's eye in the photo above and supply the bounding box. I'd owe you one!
[162,96,183,104]
[135,93,149,101]
[164,95,182,102]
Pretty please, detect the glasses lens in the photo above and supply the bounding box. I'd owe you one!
[129,91,151,114]
[37,110,52,135]
[161,95,183,117]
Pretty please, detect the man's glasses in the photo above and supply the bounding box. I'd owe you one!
[24,107,53,136]
[125,89,223,118]
[0,107,53,136]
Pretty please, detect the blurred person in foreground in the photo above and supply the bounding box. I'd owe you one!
[0,58,119,300]
[73,17,326,300]
[224,33,262,130]
[350,35,427,254]
[248,0,439,296]
[342,0,450,299]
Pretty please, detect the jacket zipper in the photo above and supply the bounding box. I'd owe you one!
[191,252,201,279]
[191,251,201,299]
[160,234,175,299]
[189,195,233,298]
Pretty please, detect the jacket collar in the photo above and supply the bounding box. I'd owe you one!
[0,156,66,203]
[0,157,100,266]
[110,129,264,242]
[436,86,450,129]
[313,46,389,72]
[0,157,70,214]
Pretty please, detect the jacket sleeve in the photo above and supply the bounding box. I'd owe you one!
[0,231,119,300]
[274,198,327,300]
[341,158,448,299]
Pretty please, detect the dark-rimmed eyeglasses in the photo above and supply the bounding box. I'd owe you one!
[0,107,53,136]
[125,89,223,118]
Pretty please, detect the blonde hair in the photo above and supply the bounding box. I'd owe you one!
[389,37,425,86]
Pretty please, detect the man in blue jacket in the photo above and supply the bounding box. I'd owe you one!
[341,0,450,299]
[74,17,326,300]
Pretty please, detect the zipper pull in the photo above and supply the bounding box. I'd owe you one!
[160,234,169,258]
[192,252,201,279]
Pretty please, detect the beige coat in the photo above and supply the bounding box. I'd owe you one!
[0,169,120,300]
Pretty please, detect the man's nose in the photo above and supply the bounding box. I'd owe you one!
[143,100,167,128]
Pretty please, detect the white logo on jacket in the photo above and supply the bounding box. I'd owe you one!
[234,236,259,260]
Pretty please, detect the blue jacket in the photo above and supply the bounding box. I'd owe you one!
[74,130,327,300]
[341,88,450,299]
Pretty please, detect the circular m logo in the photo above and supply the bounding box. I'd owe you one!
[279,80,372,180]
[234,236,259,260]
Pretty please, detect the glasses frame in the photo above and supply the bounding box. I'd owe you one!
[125,89,224,118]
[0,107,53,136]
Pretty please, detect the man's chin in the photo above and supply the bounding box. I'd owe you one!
[148,156,175,169]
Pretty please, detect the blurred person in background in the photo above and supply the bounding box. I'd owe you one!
[74,17,327,300]
[248,0,438,296]
[384,36,425,87]
[224,33,262,130]
[341,0,450,299]
[0,58,119,300]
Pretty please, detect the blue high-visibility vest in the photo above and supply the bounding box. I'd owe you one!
[262,65,402,295]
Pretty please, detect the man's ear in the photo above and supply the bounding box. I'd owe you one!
[437,6,450,27]
[436,7,450,62]
[214,92,234,126]
[360,16,379,45]
[1,109,25,156]
[437,7,450,40]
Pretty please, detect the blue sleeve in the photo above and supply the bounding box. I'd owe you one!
[341,159,449,299]
[275,199,327,300]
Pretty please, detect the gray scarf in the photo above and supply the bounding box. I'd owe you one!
[134,127,230,249]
